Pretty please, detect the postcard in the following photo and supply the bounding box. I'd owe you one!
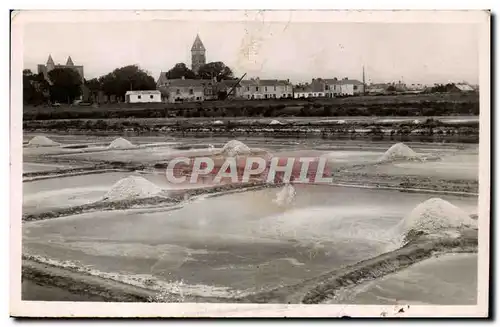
[10,9,490,318]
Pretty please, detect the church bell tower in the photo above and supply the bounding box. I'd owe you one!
[191,34,206,74]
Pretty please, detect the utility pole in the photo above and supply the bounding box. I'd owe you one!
[362,65,366,96]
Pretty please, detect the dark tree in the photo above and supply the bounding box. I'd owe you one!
[100,65,156,99]
[48,68,83,103]
[165,63,196,80]
[23,69,38,104]
[197,61,234,81]
[85,78,102,103]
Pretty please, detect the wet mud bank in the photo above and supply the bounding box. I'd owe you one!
[332,173,479,194]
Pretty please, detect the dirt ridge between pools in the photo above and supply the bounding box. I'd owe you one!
[23,168,132,182]
[21,259,226,303]
[237,229,477,304]
[22,181,269,222]
[22,196,180,222]
[332,172,479,194]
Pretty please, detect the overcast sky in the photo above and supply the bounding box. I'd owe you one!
[22,20,479,85]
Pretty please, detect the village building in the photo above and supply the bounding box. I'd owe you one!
[191,34,206,74]
[214,79,242,99]
[156,75,216,103]
[234,78,293,99]
[293,80,327,98]
[125,90,162,103]
[321,78,365,96]
[37,55,87,102]
[453,83,475,92]
[37,55,85,83]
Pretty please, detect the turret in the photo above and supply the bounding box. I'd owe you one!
[46,54,55,71]
[66,56,74,66]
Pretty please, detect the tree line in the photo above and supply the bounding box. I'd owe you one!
[23,61,235,106]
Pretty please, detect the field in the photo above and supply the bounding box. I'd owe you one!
[22,133,479,304]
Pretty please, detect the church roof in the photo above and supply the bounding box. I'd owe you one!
[66,56,74,66]
[47,54,54,65]
[191,34,205,51]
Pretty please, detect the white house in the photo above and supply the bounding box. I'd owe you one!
[125,90,162,103]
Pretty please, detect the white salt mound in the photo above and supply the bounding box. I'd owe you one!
[379,142,420,162]
[213,120,224,125]
[399,198,475,236]
[269,119,282,125]
[103,176,164,201]
[221,140,251,157]
[28,136,59,147]
[108,137,135,149]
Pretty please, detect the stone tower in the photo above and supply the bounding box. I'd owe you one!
[191,34,206,74]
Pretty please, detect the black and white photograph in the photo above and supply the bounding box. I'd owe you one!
[10,9,490,318]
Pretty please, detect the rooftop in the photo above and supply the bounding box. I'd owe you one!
[125,90,161,95]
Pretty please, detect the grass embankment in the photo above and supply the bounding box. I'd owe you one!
[24,93,479,120]
[23,117,479,139]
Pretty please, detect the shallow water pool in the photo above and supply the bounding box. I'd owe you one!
[326,252,477,305]
[23,184,477,297]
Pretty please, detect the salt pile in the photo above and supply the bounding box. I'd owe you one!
[108,137,135,149]
[213,120,224,125]
[273,183,296,207]
[378,142,420,162]
[102,176,164,201]
[221,140,251,157]
[398,198,476,238]
[28,136,59,147]
[269,119,282,125]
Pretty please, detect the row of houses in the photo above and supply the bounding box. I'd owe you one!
[127,74,477,104]
[128,75,365,103]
